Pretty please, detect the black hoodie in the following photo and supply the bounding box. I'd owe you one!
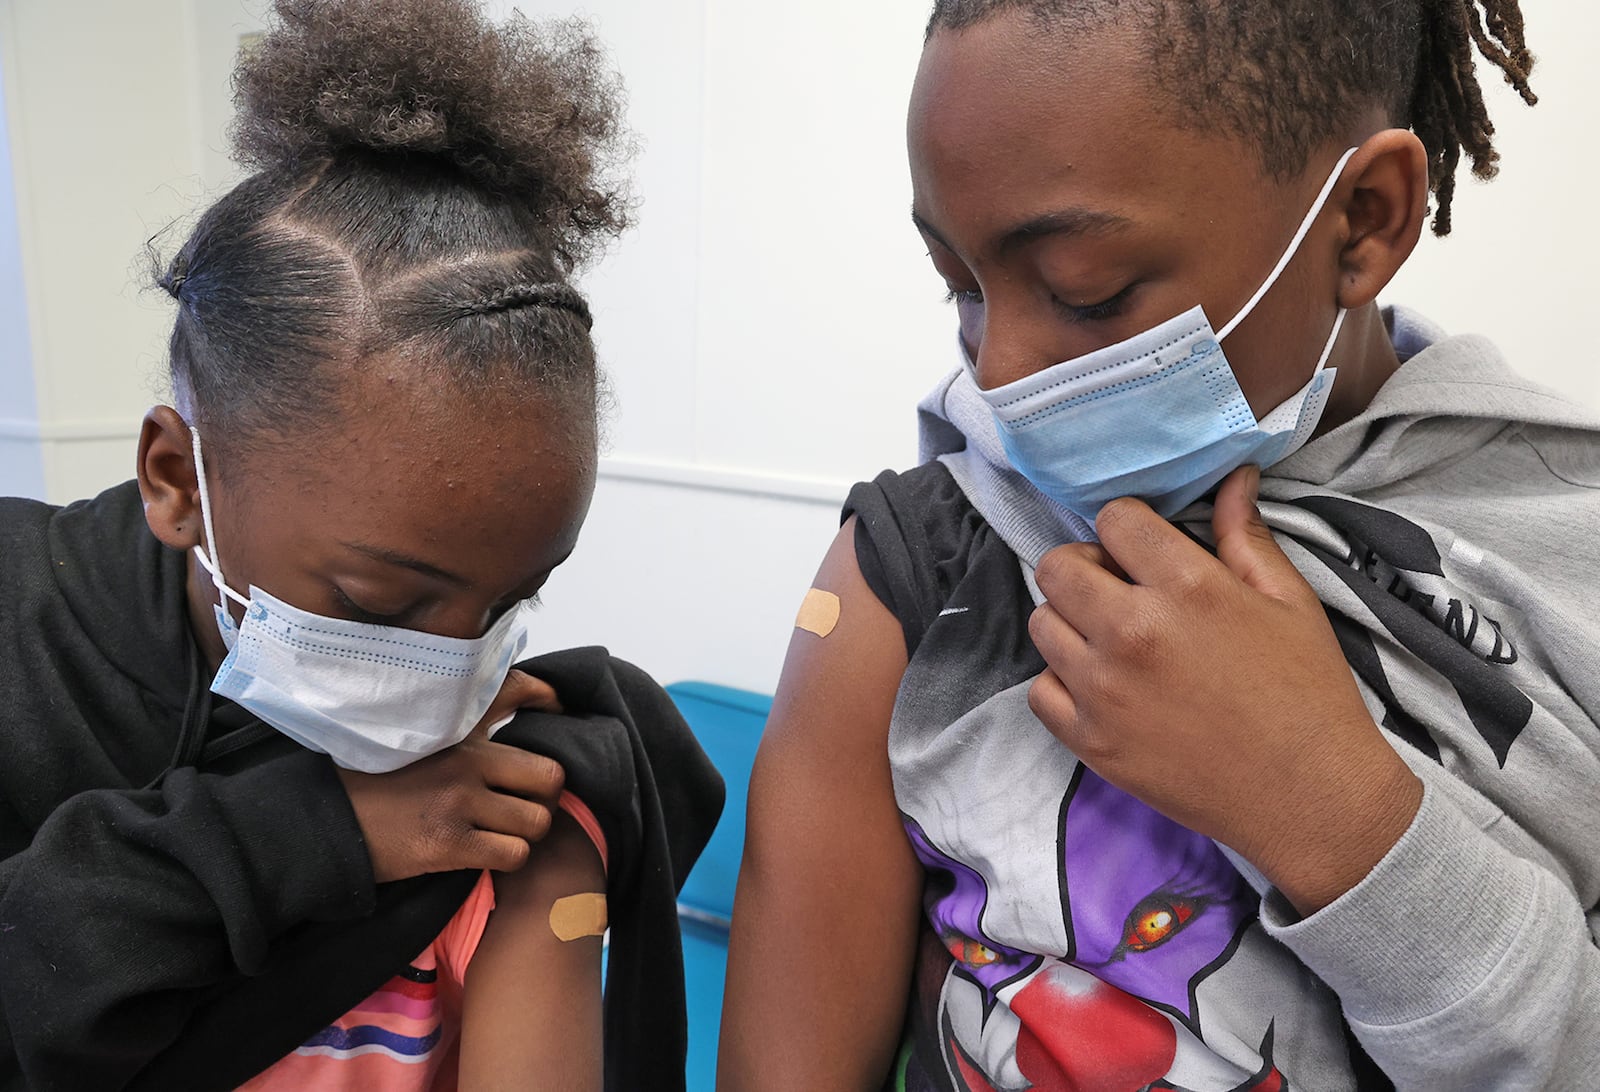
[0,481,723,1091]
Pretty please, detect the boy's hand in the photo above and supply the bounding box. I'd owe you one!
[337,670,567,883]
[1028,465,1423,916]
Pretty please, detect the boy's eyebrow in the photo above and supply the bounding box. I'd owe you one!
[342,541,471,586]
[996,208,1133,255]
[912,208,957,253]
[911,206,1132,257]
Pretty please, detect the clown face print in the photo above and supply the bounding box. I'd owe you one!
[888,681,1353,1090]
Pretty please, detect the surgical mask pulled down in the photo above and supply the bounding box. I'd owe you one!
[189,429,534,774]
[967,148,1358,524]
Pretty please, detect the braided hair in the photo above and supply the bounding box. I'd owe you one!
[926,0,1536,235]
[1413,0,1535,234]
[155,0,632,457]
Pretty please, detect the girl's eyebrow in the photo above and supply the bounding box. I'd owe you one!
[912,206,1131,258]
[341,541,471,586]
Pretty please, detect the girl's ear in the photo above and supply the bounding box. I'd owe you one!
[1335,129,1431,310]
[137,406,204,551]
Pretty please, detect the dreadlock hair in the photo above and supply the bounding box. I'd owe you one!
[926,0,1535,236]
[154,0,631,461]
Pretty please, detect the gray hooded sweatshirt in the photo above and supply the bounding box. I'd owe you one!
[856,307,1599,1089]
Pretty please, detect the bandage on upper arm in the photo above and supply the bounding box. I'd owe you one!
[796,588,841,638]
[549,892,607,941]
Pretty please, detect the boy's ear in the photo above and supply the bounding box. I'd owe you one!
[1335,129,1431,310]
[137,406,204,551]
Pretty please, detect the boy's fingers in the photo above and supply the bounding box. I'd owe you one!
[1028,602,1090,670]
[1212,466,1307,603]
[1027,670,1078,737]
[1095,496,1213,587]
[1034,544,1131,633]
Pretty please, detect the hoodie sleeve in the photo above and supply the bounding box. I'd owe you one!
[0,750,376,1092]
[1260,780,1600,1090]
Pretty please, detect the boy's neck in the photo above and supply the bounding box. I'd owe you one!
[1315,302,1402,438]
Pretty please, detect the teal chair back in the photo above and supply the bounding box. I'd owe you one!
[665,681,770,1091]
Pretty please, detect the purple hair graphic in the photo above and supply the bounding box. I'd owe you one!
[903,815,1041,1017]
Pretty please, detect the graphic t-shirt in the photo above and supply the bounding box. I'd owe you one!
[848,464,1366,1092]
[880,306,1600,1090]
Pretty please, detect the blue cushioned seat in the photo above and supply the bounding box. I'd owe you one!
[600,682,768,1087]
[662,682,771,1089]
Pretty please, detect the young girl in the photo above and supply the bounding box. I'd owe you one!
[725,1,1598,1088]
[0,2,719,1089]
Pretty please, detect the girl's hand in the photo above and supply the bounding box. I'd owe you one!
[1027,466,1423,916]
[337,670,567,883]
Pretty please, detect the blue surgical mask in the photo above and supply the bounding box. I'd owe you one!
[189,428,533,773]
[969,148,1357,525]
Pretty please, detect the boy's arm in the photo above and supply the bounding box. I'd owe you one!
[458,812,605,1092]
[1262,777,1600,1089]
[719,519,923,1091]
[1029,472,1600,1083]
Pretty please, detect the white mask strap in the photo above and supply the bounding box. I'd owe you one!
[189,427,251,611]
[1314,307,1348,378]
[1216,147,1359,342]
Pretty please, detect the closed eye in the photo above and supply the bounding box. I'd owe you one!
[331,585,414,625]
[1052,283,1136,324]
[490,591,543,620]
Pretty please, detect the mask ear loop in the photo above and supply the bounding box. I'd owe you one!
[1312,308,1348,374]
[189,427,251,612]
[1216,147,1360,343]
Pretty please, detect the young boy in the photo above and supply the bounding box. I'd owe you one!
[723,2,1598,1088]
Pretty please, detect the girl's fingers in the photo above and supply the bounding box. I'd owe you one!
[478,741,566,802]
[465,829,537,874]
[474,792,555,847]
[502,669,564,714]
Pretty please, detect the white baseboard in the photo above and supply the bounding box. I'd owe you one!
[0,418,854,506]
[598,456,851,506]
[0,417,133,442]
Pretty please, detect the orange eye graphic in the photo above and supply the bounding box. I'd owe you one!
[944,935,1001,967]
[1121,895,1199,953]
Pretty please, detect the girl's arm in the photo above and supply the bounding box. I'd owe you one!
[719,519,923,1090]
[458,811,605,1092]
[0,751,378,1090]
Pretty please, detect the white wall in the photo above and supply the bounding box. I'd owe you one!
[1385,4,1600,398]
[0,46,44,498]
[0,0,207,501]
[2,1,1597,694]
[488,0,950,690]
[495,1,1600,693]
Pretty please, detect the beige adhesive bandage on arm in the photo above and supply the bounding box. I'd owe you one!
[549,892,608,942]
[795,588,841,639]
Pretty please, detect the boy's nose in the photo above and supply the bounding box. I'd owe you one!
[971,314,1060,391]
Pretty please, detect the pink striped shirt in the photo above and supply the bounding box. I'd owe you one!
[238,792,606,1091]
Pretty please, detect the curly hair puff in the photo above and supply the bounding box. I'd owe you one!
[158,0,634,454]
